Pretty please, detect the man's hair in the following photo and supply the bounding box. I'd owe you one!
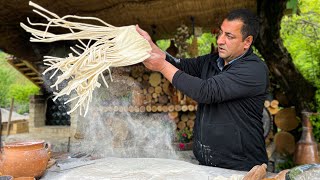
[225,9,259,43]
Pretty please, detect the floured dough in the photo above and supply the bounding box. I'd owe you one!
[43,157,247,180]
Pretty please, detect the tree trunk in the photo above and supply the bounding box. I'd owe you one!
[255,0,316,113]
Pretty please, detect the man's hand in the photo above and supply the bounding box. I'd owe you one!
[135,25,166,71]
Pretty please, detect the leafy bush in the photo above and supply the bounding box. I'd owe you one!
[0,68,14,107]
[0,51,40,113]
[7,83,39,114]
[281,0,320,142]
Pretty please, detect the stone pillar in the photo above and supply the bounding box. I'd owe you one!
[29,95,46,131]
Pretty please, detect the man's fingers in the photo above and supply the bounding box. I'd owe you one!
[136,24,148,37]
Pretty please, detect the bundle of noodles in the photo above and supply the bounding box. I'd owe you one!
[20,1,151,116]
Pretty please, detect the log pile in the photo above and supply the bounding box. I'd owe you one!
[273,107,298,155]
[265,99,280,115]
[102,64,198,114]
[264,99,299,156]
[168,111,196,131]
[101,64,198,146]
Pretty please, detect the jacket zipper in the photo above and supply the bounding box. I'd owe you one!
[200,105,206,164]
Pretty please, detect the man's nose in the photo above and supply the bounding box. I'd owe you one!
[217,34,225,45]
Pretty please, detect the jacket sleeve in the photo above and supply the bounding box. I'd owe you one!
[165,52,211,78]
[172,59,268,104]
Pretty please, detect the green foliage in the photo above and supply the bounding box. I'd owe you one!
[281,0,320,142]
[157,33,216,57]
[187,33,216,56]
[0,67,14,106]
[8,84,39,103]
[0,51,40,113]
[176,128,193,143]
[156,39,170,51]
[275,155,295,172]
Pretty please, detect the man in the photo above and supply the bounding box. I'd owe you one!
[136,9,269,171]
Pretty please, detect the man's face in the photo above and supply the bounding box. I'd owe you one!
[217,19,252,63]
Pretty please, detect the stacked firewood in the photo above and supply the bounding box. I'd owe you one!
[273,107,298,155]
[102,64,197,113]
[264,99,299,156]
[264,99,280,115]
[168,111,196,131]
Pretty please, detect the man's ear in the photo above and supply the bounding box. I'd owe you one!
[244,35,253,49]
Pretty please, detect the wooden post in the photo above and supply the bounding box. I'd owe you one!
[7,98,14,136]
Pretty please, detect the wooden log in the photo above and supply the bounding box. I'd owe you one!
[128,105,134,112]
[145,94,152,103]
[174,105,182,111]
[274,131,295,155]
[188,112,196,120]
[188,105,195,111]
[168,105,175,112]
[181,105,188,112]
[274,107,298,131]
[174,117,180,124]
[177,121,186,130]
[157,105,163,112]
[148,86,155,94]
[270,99,279,109]
[168,111,179,120]
[143,88,147,95]
[162,81,174,96]
[159,95,169,104]
[146,105,152,112]
[131,67,143,78]
[268,107,279,115]
[151,105,158,112]
[181,95,187,105]
[134,106,140,113]
[139,106,146,112]
[132,92,144,106]
[152,92,158,99]
[155,86,163,94]
[142,73,149,81]
[264,100,271,108]
[177,91,183,104]
[266,142,275,159]
[162,105,168,112]
[187,120,194,128]
[181,114,189,122]
[149,72,162,87]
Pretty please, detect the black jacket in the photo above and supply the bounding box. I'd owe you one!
[167,48,269,171]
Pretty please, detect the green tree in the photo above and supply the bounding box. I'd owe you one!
[281,0,320,141]
[0,51,40,113]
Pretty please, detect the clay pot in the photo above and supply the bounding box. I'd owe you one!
[0,140,50,178]
[14,177,35,180]
[293,111,319,165]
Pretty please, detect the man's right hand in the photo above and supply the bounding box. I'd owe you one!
[135,25,166,71]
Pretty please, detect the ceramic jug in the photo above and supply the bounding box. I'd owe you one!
[0,140,50,178]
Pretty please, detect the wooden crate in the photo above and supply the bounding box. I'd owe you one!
[1,120,29,135]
